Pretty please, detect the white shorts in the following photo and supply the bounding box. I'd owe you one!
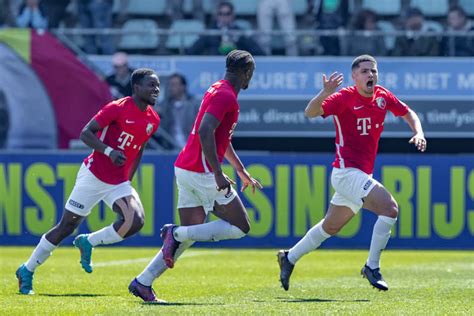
[65,164,139,217]
[175,167,237,214]
[330,167,379,214]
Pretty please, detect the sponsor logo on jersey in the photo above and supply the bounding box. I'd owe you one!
[376,97,386,109]
[363,179,373,190]
[69,199,84,209]
[146,123,153,135]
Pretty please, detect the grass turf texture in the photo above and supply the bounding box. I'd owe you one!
[1,247,472,315]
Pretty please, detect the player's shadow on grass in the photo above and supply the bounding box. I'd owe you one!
[276,297,370,303]
[141,302,223,306]
[39,293,107,297]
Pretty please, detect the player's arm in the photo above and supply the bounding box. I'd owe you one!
[128,144,145,180]
[402,108,427,152]
[225,144,262,193]
[199,113,234,191]
[80,118,126,166]
[304,72,343,118]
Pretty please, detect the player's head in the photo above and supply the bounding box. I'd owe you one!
[351,55,378,97]
[131,68,160,105]
[225,49,255,90]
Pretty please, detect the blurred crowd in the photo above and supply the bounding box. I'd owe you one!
[0,0,473,57]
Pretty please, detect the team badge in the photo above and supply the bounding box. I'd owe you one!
[376,97,386,109]
[146,123,153,135]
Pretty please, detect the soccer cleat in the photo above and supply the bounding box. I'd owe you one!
[160,224,180,269]
[361,264,389,291]
[128,278,166,303]
[16,264,35,295]
[277,250,294,291]
[73,234,93,273]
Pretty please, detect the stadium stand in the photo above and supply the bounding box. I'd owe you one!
[166,19,205,50]
[118,19,160,50]
[411,0,449,17]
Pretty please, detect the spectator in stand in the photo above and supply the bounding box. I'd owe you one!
[157,73,200,150]
[347,9,387,56]
[392,8,439,57]
[305,0,349,56]
[77,0,114,54]
[442,6,474,57]
[186,1,265,56]
[42,0,70,28]
[257,0,297,56]
[15,0,48,29]
[106,52,134,99]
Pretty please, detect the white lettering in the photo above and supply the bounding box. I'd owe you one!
[404,72,451,90]
[117,131,134,149]
[357,117,371,135]
[251,72,308,90]
[457,73,474,89]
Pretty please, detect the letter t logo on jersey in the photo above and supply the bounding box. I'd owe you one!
[117,131,134,149]
[357,117,371,135]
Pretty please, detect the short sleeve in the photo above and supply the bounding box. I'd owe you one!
[321,90,345,118]
[205,91,234,122]
[94,101,120,127]
[386,91,409,117]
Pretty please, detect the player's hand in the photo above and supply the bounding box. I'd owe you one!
[237,168,263,193]
[215,171,235,194]
[109,150,126,166]
[409,133,427,152]
[322,72,344,95]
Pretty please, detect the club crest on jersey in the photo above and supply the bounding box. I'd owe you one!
[146,123,153,135]
[376,97,386,109]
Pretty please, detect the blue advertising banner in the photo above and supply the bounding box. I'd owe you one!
[90,56,474,100]
[1,152,473,249]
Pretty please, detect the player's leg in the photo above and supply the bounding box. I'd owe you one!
[277,202,354,290]
[360,182,398,291]
[17,164,98,294]
[74,189,144,273]
[171,195,249,246]
[130,207,205,302]
[16,210,85,294]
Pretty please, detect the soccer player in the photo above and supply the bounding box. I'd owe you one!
[277,55,427,292]
[16,68,161,295]
[128,50,262,302]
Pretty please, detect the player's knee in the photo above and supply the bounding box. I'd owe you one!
[239,219,250,234]
[322,222,342,236]
[124,211,145,237]
[385,200,399,219]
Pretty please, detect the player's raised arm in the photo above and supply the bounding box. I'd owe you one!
[402,108,427,152]
[304,72,343,118]
[80,118,126,166]
[225,143,262,193]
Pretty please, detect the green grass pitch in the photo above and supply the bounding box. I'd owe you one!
[1,247,472,315]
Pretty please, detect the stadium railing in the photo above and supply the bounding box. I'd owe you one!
[52,28,474,56]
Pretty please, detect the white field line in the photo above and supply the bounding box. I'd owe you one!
[93,250,222,267]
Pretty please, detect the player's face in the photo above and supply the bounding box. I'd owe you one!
[241,62,255,90]
[138,74,160,105]
[352,61,378,97]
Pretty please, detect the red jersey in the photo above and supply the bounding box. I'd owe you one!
[322,85,409,174]
[84,97,160,184]
[175,80,239,173]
